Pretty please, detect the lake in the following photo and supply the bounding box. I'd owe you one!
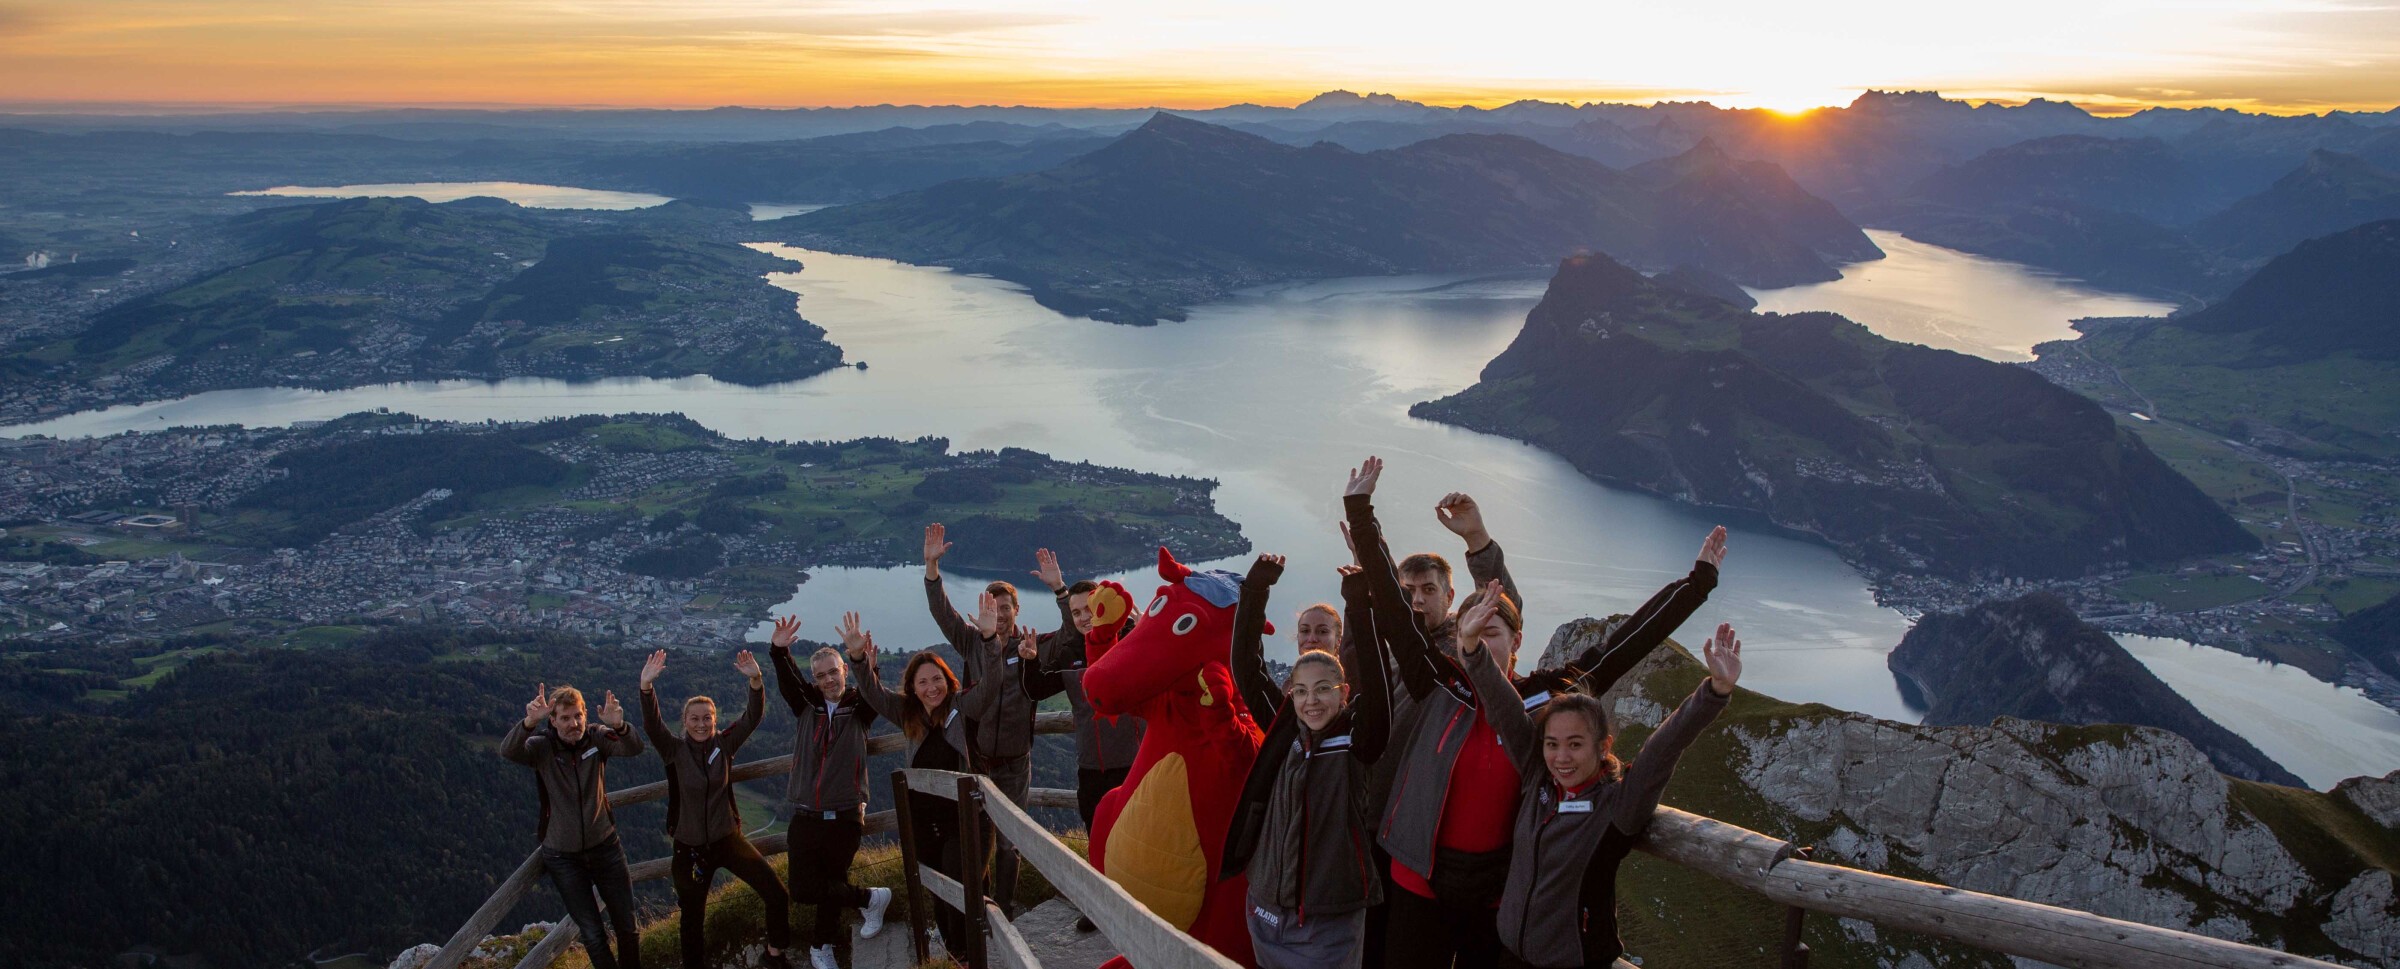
[229,181,674,210]
[10,216,2396,786]
[1750,230,2180,361]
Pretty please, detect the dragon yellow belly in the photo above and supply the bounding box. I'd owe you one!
[1100,752,1207,929]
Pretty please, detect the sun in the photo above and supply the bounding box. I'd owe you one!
[1716,87,1857,115]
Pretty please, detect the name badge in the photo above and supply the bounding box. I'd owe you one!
[1521,690,1552,711]
[1558,800,1593,814]
[1006,656,1020,666]
[708,748,720,764]
[1251,905,1281,928]
[823,810,837,821]
[580,747,599,760]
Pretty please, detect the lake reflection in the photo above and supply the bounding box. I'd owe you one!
[16,237,2395,774]
[1749,230,2178,362]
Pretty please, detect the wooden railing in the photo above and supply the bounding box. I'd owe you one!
[433,708,2345,969]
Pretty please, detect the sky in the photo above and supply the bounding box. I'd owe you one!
[3,0,2398,115]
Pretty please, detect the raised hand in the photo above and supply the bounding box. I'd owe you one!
[1435,492,1491,551]
[923,522,952,579]
[1247,553,1286,587]
[732,649,762,681]
[837,612,871,661]
[599,690,625,728]
[524,683,550,727]
[1335,564,1362,578]
[639,650,666,689]
[1703,623,1743,695]
[1032,547,1065,593]
[770,615,802,649]
[1697,526,1729,569]
[974,591,1001,638]
[1015,625,1041,662]
[1454,579,1505,656]
[1338,520,1358,564]
[1344,456,1383,498]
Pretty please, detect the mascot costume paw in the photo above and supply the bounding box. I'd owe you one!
[1082,548,1265,969]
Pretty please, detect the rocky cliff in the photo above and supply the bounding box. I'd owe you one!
[1889,592,2303,786]
[1534,619,2399,968]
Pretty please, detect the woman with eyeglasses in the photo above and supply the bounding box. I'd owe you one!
[1218,551,1391,969]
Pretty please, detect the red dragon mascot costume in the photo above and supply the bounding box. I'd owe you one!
[1081,548,1264,968]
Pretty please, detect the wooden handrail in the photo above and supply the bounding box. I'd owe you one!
[1632,806,2340,969]
[425,714,1078,969]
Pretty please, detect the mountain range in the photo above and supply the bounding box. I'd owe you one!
[781,114,1881,322]
[1410,250,2257,577]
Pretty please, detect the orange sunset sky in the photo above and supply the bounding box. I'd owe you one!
[3,0,2398,115]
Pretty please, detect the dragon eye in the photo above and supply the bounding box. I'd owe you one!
[1146,594,1168,617]
[1171,614,1199,635]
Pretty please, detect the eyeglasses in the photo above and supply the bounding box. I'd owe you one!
[1287,684,1345,702]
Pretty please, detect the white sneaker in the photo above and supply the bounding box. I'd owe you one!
[807,943,837,969]
[858,886,893,939]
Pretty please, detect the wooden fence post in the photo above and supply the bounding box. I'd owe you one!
[955,774,990,969]
[1780,844,1814,969]
[891,769,931,967]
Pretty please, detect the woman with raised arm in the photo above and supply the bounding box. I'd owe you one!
[1219,551,1391,969]
[843,612,991,965]
[764,616,895,969]
[1455,582,1741,969]
[637,647,789,969]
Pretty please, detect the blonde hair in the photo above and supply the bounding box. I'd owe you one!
[810,646,845,667]
[547,686,586,711]
[1286,649,1345,687]
[683,695,716,712]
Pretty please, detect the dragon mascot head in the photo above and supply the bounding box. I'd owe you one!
[1082,548,1264,968]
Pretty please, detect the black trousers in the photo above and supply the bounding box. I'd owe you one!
[908,791,971,962]
[1074,766,1129,831]
[1381,884,1503,969]
[540,834,643,969]
[674,832,790,966]
[788,809,873,947]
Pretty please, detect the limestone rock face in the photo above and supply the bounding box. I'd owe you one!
[2337,770,2400,828]
[1577,623,2397,968]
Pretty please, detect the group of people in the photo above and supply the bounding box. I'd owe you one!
[501,454,1742,969]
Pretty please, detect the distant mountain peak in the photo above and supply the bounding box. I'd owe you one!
[1295,90,1423,111]
[1849,90,1967,114]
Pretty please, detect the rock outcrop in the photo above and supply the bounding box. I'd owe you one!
[1888,592,2303,786]
[1537,618,2400,968]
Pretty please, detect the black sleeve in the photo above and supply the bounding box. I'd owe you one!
[1230,556,1284,720]
[1345,493,1450,700]
[1342,568,1392,764]
[769,643,822,714]
[1549,561,1718,695]
[1021,653,1066,702]
[926,576,980,655]
[638,686,678,757]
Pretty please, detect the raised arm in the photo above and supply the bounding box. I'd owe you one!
[501,683,549,765]
[720,650,768,752]
[1614,623,1738,833]
[1032,548,1084,657]
[959,627,1034,725]
[1021,647,1067,702]
[1550,527,1726,694]
[1342,457,1447,700]
[594,691,643,758]
[1341,566,1393,765]
[1438,492,1521,610]
[841,617,905,723]
[1230,554,1285,720]
[1457,583,1540,778]
[922,523,983,653]
[637,652,678,754]
[767,615,821,714]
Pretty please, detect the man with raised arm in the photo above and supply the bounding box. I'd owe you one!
[1387,491,1522,663]
[499,683,645,969]
[764,616,894,969]
[921,524,1077,914]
